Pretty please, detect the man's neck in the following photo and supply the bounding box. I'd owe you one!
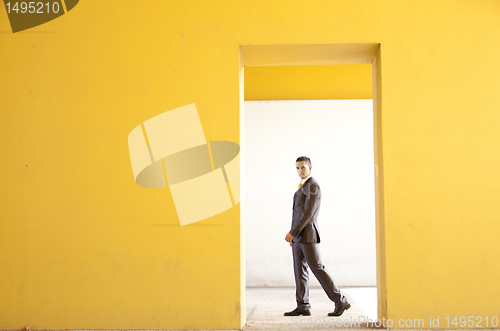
[301,175,311,184]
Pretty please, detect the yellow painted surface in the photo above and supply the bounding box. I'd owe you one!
[1,0,500,329]
[372,46,387,320]
[245,65,372,100]
[241,44,379,66]
[238,54,246,327]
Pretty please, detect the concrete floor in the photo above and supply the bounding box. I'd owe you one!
[244,287,378,330]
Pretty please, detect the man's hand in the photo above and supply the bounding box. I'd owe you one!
[285,232,294,247]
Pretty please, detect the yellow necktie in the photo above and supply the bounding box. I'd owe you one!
[297,182,302,190]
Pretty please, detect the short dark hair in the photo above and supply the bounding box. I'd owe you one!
[296,156,311,166]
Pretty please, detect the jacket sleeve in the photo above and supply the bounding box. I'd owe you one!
[289,182,320,237]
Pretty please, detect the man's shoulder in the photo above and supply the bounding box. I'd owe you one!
[307,177,320,185]
[305,177,321,190]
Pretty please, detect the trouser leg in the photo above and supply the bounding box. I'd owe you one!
[299,243,343,303]
[292,241,310,308]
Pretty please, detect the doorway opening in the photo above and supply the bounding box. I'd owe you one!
[239,44,386,327]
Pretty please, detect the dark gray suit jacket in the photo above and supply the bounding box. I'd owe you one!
[290,176,321,243]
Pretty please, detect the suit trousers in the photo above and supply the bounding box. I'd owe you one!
[292,241,343,308]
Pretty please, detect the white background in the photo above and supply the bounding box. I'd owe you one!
[243,100,376,287]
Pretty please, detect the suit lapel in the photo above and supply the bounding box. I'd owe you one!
[293,177,313,209]
[301,177,313,192]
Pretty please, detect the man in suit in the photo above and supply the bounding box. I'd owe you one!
[284,156,351,317]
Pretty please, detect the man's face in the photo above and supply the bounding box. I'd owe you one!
[296,161,312,180]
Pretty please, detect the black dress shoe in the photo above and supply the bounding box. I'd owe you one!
[327,300,351,317]
[284,307,311,316]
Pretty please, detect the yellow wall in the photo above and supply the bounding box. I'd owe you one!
[245,65,372,100]
[1,1,500,329]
